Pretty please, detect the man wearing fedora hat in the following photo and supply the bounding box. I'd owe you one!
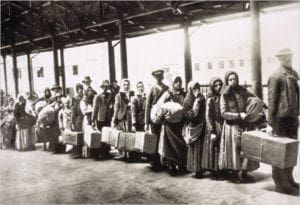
[145,69,169,169]
[91,80,113,158]
[268,48,299,194]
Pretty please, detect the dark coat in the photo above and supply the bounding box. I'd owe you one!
[145,83,169,125]
[92,93,113,123]
[71,94,84,131]
[268,65,299,126]
[131,93,146,125]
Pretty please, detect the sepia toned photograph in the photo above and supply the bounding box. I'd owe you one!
[0,0,299,204]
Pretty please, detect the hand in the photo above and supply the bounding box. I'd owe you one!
[71,124,75,130]
[266,125,273,134]
[92,122,95,128]
[240,112,247,120]
[210,134,217,142]
[144,124,149,132]
[132,126,136,132]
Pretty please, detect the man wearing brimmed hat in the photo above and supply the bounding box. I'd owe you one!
[145,69,169,169]
[268,48,299,194]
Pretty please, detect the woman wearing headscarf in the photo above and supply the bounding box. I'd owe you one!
[182,81,206,178]
[0,97,16,149]
[218,71,259,182]
[80,86,95,129]
[14,94,36,151]
[157,77,187,174]
[32,87,52,112]
[202,77,224,175]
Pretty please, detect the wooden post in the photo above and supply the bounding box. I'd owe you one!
[2,55,8,94]
[52,37,60,86]
[12,47,19,97]
[119,19,128,79]
[250,1,262,98]
[60,47,66,96]
[26,52,34,96]
[108,38,116,83]
[183,22,192,88]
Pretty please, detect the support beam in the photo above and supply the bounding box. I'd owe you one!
[250,1,262,98]
[59,47,66,96]
[52,37,60,86]
[26,52,34,96]
[107,38,116,83]
[12,47,19,97]
[119,20,128,79]
[183,22,192,87]
[2,55,8,94]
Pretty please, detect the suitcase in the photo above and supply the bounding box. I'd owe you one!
[118,132,158,154]
[101,127,121,147]
[241,130,299,169]
[61,130,84,146]
[84,125,101,148]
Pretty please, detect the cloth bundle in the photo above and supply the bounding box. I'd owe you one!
[37,105,55,126]
[245,96,266,123]
[151,101,183,124]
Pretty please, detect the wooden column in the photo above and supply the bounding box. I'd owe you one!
[60,47,66,96]
[250,1,262,98]
[52,37,60,86]
[2,55,8,94]
[26,52,34,96]
[12,47,19,97]
[183,22,192,87]
[119,20,128,79]
[108,38,116,83]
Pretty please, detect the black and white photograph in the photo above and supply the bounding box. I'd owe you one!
[0,0,299,204]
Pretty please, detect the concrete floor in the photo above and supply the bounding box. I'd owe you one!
[1,144,299,204]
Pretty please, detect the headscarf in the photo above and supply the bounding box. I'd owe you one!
[44,87,51,99]
[224,71,239,86]
[75,83,83,94]
[183,81,200,110]
[15,94,32,114]
[207,77,223,98]
[222,71,249,97]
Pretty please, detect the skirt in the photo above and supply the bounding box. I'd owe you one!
[0,116,15,149]
[15,126,36,151]
[202,122,222,171]
[218,122,259,171]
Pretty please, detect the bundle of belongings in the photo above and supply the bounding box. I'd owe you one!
[37,105,55,126]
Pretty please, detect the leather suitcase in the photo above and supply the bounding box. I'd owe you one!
[101,127,121,147]
[61,130,84,146]
[84,125,101,148]
[241,130,299,169]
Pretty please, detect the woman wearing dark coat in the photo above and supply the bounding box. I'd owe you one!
[218,71,259,181]
[182,81,206,178]
[202,77,224,173]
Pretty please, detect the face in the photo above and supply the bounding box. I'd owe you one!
[213,81,222,94]
[227,74,238,86]
[278,54,292,68]
[9,99,15,106]
[123,81,130,92]
[173,80,182,90]
[45,90,51,97]
[77,88,83,95]
[154,75,164,83]
[19,96,26,104]
[137,82,144,94]
[192,88,200,98]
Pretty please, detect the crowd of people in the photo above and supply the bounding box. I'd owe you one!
[0,48,299,195]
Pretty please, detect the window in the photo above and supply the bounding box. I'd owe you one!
[194,63,200,71]
[73,65,78,75]
[37,67,44,78]
[162,66,170,73]
[207,62,212,70]
[239,59,244,67]
[229,60,234,68]
[218,61,224,69]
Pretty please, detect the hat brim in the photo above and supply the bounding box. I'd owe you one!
[276,52,293,57]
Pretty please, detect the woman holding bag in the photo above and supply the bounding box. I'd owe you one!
[182,81,206,178]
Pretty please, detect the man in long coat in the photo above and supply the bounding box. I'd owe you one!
[268,48,299,195]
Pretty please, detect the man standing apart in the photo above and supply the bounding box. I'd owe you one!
[268,48,299,195]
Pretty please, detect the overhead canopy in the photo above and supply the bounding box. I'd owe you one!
[1,1,298,56]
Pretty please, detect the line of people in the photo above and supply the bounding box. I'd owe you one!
[0,48,298,194]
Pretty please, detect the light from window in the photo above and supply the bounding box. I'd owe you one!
[18,69,21,79]
[229,60,234,68]
[195,63,200,71]
[219,61,224,69]
[207,62,212,70]
[239,59,244,67]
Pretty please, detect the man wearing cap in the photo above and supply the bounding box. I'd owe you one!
[49,84,62,103]
[145,69,169,169]
[268,48,299,194]
[82,76,97,96]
